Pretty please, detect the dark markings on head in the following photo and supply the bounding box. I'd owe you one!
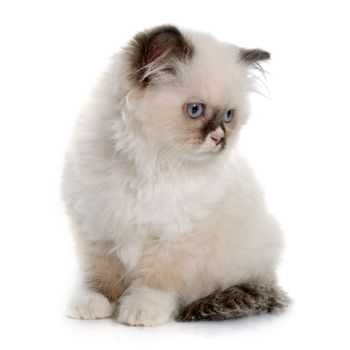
[125,25,193,86]
[239,48,271,64]
[201,111,226,148]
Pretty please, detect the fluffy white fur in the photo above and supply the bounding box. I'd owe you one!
[62,27,283,326]
[117,287,178,326]
[67,289,114,320]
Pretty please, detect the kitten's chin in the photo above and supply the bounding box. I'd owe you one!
[188,144,224,162]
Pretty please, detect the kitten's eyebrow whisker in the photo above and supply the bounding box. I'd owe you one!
[250,75,270,98]
[248,62,271,98]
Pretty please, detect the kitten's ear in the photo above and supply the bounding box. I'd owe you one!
[239,48,271,65]
[126,25,193,86]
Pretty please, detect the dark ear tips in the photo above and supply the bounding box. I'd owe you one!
[239,48,271,64]
[126,25,193,85]
[143,26,190,65]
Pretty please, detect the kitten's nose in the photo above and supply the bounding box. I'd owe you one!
[209,129,224,145]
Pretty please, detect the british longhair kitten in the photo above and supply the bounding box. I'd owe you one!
[62,25,289,326]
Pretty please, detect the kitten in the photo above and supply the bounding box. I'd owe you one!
[62,25,289,326]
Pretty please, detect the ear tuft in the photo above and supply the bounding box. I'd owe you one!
[239,48,271,64]
[126,25,193,85]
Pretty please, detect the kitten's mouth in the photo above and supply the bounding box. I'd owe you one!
[216,138,224,147]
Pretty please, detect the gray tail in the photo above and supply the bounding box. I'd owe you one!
[176,282,290,322]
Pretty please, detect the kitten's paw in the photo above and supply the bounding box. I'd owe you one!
[116,287,177,326]
[67,289,114,320]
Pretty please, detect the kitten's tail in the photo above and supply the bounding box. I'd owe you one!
[176,282,290,322]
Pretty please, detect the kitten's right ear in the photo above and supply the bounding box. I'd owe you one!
[125,25,193,86]
[239,48,271,65]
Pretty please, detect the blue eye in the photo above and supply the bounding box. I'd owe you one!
[224,109,235,123]
[187,103,204,119]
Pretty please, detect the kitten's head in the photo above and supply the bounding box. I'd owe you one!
[122,25,269,162]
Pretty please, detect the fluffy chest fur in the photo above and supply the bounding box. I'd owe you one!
[65,155,230,270]
[122,174,223,236]
[67,154,229,242]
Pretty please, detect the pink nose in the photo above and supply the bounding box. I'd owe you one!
[210,131,224,145]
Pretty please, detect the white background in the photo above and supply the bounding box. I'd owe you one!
[0,0,349,349]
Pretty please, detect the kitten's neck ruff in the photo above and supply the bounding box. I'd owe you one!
[113,129,229,187]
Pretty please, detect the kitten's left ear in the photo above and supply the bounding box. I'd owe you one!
[239,48,271,65]
[126,25,193,86]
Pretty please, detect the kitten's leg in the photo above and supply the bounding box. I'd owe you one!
[116,286,178,326]
[67,288,114,320]
[116,241,185,326]
[68,240,125,320]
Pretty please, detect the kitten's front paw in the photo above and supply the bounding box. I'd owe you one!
[116,287,177,326]
[67,289,114,320]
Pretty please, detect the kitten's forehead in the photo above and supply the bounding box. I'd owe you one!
[180,31,248,106]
